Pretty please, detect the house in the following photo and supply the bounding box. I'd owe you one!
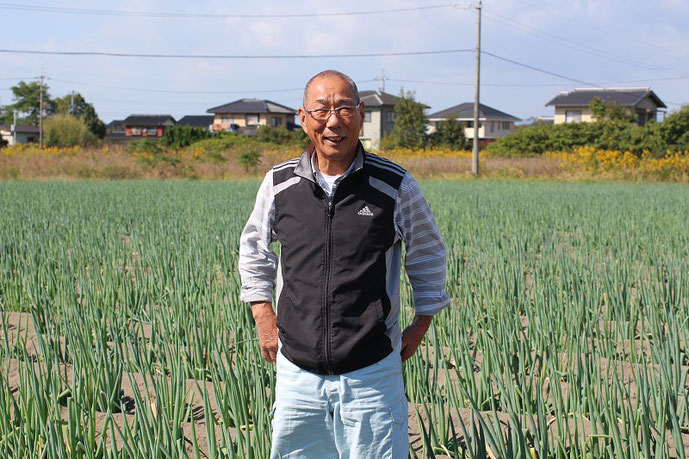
[206,99,297,134]
[427,103,520,143]
[177,115,214,131]
[104,115,175,143]
[124,114,176,138]
[358,90,401,150]
[545,87,666,126]
[0,124,40,145]
[106,119,126,135]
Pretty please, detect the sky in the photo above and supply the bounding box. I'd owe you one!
[1,0,688,124]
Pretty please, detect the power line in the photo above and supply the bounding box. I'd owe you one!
[0,2,453,18]
[512,0,677,55]
[389,74,689,88]
[481,51,599,87]
[483,11,676,73]
[389,77,562,87]
[47,77,378,95]
[0,48,473,59]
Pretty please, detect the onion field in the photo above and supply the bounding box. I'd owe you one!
[1,180,688,458]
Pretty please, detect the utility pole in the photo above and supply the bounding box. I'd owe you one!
[472,0,482,176]
[70,90,75,115]
[12,109,17,145]
[39,74,44,149]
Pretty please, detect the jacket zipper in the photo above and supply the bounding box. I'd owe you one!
[323,198,335,374]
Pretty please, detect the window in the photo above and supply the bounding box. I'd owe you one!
[247,114,259,125]
[131,127,142,136]
[565,111,582,123]
[220,116,233,124]
[466,121,482,128]
[490,121,494,133]
[386,111,394,122]
[364,111,371,122]
[502,121,510,130]
[272,117,282,127]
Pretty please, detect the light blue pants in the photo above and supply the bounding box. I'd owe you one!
[270,346,408,459]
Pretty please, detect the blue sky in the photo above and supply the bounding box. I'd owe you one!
[1,0,688,124]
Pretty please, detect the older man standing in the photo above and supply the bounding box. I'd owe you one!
[239,69,449,458]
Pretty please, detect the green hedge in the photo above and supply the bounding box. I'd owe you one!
[487,105,689,157]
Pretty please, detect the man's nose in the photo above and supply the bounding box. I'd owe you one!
[325,110,343,128]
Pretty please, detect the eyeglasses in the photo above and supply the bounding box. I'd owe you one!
[305,103,361,121]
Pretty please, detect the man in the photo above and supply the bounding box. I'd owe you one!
[239,69,449,458]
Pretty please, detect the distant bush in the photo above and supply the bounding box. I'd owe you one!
[44,114,99,148]
[191,126,308,150]
[125,138,164,155]
[162,125,211,149]
[255,125,308,146]
[427,116,467,150]
[192,131,252,150]
[487,104,689,158]
[238,149,261,172]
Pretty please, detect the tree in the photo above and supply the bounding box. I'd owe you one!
[161,125,211,149]
[54,92,106,138]
[44,114,99,147]
[658,105,689,150]
[589,97,636,123]
[0,80,55,126]
[428,116,466,149]
[384,89,427,149]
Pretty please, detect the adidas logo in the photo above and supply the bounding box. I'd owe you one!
[357,206,374,216]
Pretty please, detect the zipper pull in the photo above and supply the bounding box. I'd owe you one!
[328,201,334,217]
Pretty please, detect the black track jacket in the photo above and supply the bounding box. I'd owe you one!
[239,144,449,374]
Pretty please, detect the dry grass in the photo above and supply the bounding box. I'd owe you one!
[2,143,689,182]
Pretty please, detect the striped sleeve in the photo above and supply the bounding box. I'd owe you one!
[394,172,450,315]
[239,171,278,303]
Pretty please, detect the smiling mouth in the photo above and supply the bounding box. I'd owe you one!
[324,136,344,144]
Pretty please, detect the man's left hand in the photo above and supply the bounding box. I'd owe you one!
[400,315,433,363]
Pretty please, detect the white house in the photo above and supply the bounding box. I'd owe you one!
[358,90,401,150]
[0,124,40,146]
[545,87,666,126]
[427,103,520,143]
[207,99,297,134]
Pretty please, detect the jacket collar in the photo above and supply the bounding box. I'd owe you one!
[294,142,365,182]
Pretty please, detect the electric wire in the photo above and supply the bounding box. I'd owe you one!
[0,2,453,18]
[0,48,473,59]
[512,0,678,55]
[483,11,676,73]
[481,51,599,87]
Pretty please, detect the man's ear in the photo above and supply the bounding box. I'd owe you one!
[298,107,309,135]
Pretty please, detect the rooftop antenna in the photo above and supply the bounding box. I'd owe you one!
[375,69,388,93]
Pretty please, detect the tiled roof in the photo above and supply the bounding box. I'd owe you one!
[123,115,176,126]
[0,124,40,133]
[359,90,400,107]
[545,87,666,108]
[207,99,296,114]
[428,103,520,121]
[177,115,214,127]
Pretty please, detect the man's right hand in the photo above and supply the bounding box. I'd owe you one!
[251,301,278,364]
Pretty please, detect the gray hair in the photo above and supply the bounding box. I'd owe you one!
[302,70,360,107]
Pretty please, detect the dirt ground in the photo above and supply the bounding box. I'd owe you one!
[2,311,687,457]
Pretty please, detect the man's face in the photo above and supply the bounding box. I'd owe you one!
[298,77,365,161]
